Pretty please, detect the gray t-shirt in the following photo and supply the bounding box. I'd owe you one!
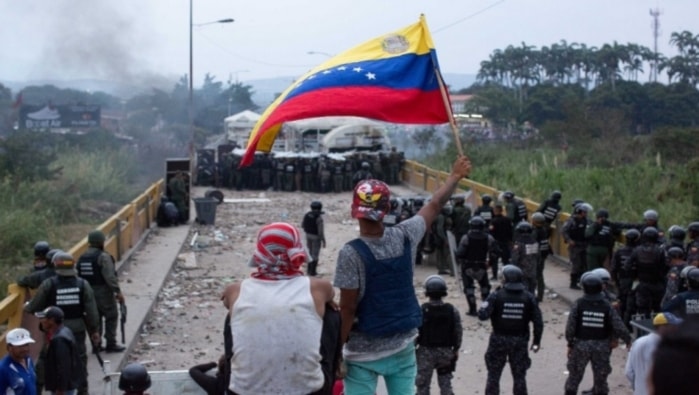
[334,215,426,360]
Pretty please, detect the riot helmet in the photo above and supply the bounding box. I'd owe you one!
[424,275,448,298]
[581,272,603,296]
[550,190,562,201]
[531,212,546,226]
[361,162,370,170]
[596,209,609,219]
[45,249,61,267]
[502,265,525,291]
[681,265,695,280]
[624,229,641,246]
[515,221,533,235]
[469,216,486,231]
[688,222,699,235]
[667,246,685,260]
[310,201,323,211]
[668,226,686,241]
[574,203,593,215]
[452,195,465,205]
[643,209,659,222]
[686,268,699,290]
[119,363,152,392]
[34,241,50,257]
[53,251,76,276]
[481,194,493,205]
[571,198,584,208]
[503,191,515,201]
[642,227,660,242]
[591,268,611,284]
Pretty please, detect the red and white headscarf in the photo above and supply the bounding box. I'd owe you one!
[250,222,308,280]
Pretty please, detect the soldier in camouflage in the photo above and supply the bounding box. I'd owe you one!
[610,229,640,325]
[562,203,592,290]
[478,265,543,395]
[415,275,462,395]
[564,272,631,395]
[511,221,539,294]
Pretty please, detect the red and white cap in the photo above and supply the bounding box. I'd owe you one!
[351,179,391,222]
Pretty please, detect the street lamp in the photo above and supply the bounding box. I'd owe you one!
[232,69,250,84]
[189,0,233,168]
[307,50,333,58]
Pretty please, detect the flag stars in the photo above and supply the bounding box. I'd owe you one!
[366,72,376,80]
[353,67,363,73]
[337,66,347,71]
[322,70,332,75]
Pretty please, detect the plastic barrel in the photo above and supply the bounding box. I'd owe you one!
[193,197,218,225]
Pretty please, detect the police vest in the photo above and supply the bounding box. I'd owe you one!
[615,246,634,278]
[589,223,613,247]
[464,231,489,264]
[285,165,295,173]
[349,237,422,336]
[275,162,285,171]
[536,228,550,252]
[516,201,528,221]
[575,298,612,340]
[567,218,587,242]
[77,249,107,286]
[302,212,319,235]
[48,277,85,320]
[492,289,532,336]
[303,164,312,173]
[687,241,699,265]
[418,303,456,347]
[542,203,560,223]
[635,245,665,283]
[476,206,493,222]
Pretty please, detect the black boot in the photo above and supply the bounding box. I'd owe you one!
[307,260,318,276]
[466,295,477,316]
[570,274,581,290]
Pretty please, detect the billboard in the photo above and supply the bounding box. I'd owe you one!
[18,104,101,129]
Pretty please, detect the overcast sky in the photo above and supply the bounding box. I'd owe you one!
[1,0,696,87]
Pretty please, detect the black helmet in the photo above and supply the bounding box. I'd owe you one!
[45,249,60,267]
[550,190,562,201]
[574,203,593,215]
[668,226,686,241]
[591,268,611,284]
[389,198,399,210]
[624,229,641,245]
[310,201,322,210]
[571,198,584,208]
[531,212,546,225]
[424,275,447,298]
[688,222,699,234]
[596,209,609,219]
[502,265,525,291]
[644,209,659,221]
[119,363,151,392]
[515,221,533,234]
[503,191,515,200]
[361,162,370,170]
[687,268,699,290]
[581,272,603,296]
[481,194,493,205]
[34,241,50,257]
[452,195,465,205]
[667,246,685,260]
[469,216,486,231]
[642,227,659,242]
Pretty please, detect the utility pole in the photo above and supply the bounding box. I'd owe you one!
[649,7,662,83]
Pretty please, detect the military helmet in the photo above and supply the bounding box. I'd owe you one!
[531,212,546,225]
[550,190,562,201]
[502,265,525,291]
[681,265,695,280]
[88,230,106,246]
[688,222,699,234]
[581,272,603,296]
[592,268,611,284]
[667,246,685,260]
[687,267,699,290]
[642,227,660,242]
[596,209,609,219]
[53,252,76,276]
[668,226,686,241]
[452,195,465,205]
[119,363,152,392]
[45,249,61,267]
[624,229,641,245]
[643,209,659,221]
[310,201,322,210]
[515,221,533,234]
[424,275,448,298]
[503,191,515,200]
[33,241,50,257]
[574,203,593,215]
[469,216,486,231]
[481,194,493,205]
[571,198,585,208]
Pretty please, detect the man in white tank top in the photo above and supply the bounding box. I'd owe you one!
[222,222,337,395]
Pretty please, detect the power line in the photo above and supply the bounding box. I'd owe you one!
[433,0,506,34]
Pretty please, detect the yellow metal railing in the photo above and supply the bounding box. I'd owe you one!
[0,179,164,354]
[401,160,571,258]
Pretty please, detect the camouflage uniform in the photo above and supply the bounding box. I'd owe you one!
[478,286,543,395]
[511,234,539,294]
[416,301,462,395]
[562,214,589,288]
[564,295,631,395]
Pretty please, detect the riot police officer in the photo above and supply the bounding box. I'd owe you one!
[351,162,373,186]
[685,222,699,266]
[661,246,688,307]
[532,212,550,301]
[450,195,471,245]
[24,252,100,395]
[383,198,401,228]
[564,273,631,395]
[478,265,543,395]
[474,194,494,228]
[77,230,126,352]
[17,246,58,290]
[611,229,640,325]
[662,267,699,319]
[535,190,562,226]
[489,204,513,280]
[562,203,592,289]
[415,275,462,395]
[503,191,528,224]
[455,216,498,316]
[628,227,667,317]
[585,209,615,271]
[511,221,539,294]
[119,362,152,395]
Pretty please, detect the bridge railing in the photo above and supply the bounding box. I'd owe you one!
[401,160,570,259]
[0,179,165,356]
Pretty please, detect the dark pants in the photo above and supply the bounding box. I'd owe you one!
[485,334,530,395]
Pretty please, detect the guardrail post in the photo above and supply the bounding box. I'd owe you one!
[115,220,122,261]
[422,166,428,191]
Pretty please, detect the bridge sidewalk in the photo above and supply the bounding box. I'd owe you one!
[87,222,192,394]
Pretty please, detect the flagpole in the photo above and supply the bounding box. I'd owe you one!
[435,69,464,156]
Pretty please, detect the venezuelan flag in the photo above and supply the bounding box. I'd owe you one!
[240,15,450,166]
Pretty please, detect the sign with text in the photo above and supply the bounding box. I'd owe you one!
[18,105,101,129]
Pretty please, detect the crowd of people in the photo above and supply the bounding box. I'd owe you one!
[4,152,699,395]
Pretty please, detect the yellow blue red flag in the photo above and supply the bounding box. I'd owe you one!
[241,15,449,166]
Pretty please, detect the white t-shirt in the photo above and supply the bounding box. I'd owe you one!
[625,332,660,395]
[229,276,324,395]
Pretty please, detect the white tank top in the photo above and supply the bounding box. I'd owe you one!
[229,276,324,395]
